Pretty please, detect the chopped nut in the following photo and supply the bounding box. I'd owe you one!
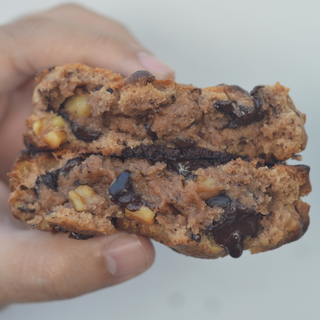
[286,218,298,232]
[197,176,215,186]
[69,190,86,211]
[203,178,215,187]
[65,96,91,118]
[69,185,103,211]
[197,176,206,183]
[51,115,65,128]
[32,119,42,135]
[16,160,31,173]
[33,116,66,136]
[43,130,67,149]
[125,206,155,225]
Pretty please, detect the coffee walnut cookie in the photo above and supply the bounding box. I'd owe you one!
[9,64,311,259]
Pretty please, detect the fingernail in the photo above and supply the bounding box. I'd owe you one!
[105,234,150,277]
[138,52,175,80]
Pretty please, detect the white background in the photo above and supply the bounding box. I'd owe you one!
[1,1,319,319]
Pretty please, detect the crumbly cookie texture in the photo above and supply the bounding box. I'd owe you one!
[24,64,307,163]
[8,64,311,259]
[9,150,310,259]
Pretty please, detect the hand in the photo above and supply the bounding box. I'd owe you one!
[0,4,175,305]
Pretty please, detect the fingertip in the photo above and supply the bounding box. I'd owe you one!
[138,52,175,80]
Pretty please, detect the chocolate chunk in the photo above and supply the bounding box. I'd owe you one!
[144,123,157,139]
[54,225,69,233]
[68,232,95,240]
[70,122,102,142]
[35,170,59,191]
[121,145,237,164]
[173,139,196,149]
[17,203,35,213]
[62,158,84,173]
[230,85,250,96]
[213,85,265,128]
[190,233,202,242]
[206,194,260,258]
[23,137,46,154]
[206,194,231,210]
[190,88,202,95]
[107,88,114,93]
[109,170,143,211]
[121,145,241,176]
[124,70,155,86]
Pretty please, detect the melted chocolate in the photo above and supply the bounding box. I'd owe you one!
[68,232,95,240]
[144,123,157,139]
[172,139,196,149]
[124,70,155,86]
[190,233,202,242]
[62,158,84,173]
[108,170,143,211]
[70,122,102,142]
[121,145,237,163]
[35,157,85,192]
[213,85,265,128]
[121,145,240,177]
[59,108,101,142]
[35,171,59,191]
[206,194,260,258]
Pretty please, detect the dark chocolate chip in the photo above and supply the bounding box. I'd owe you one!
[206,194,231,210]
[68,232,95,240]
[107,88,114,93]
[172,139,196,149]
[70,122,102,142]
[230,85,250,96]
[108,170,143,210]
[213,85,265,128]
[35,170,59,191]
[144,123,157,139]
[190,233,202,242]
[190,88,202,95]
[124,70,155,86]
[62,158,84,173]
[17,203,35,213]
[23,137,45,154]
[54,225,69,233]
[206,194,260,258]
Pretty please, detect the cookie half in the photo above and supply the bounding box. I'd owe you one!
[9,149,311,258]
[24,64,307,163]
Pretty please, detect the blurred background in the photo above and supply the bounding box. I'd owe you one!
[1,0,319,319]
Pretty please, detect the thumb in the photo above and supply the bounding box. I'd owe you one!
[0,230,155,303]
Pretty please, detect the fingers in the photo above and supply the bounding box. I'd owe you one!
[0,4,175,93]
[0,229,155,303]
[37,3,139,45]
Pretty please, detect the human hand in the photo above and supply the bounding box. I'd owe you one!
[0,3,175,304]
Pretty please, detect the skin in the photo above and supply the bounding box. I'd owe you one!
[0,4,175,307]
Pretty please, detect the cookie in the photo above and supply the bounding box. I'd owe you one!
[9,149,310,258]
[24,64,307,163]
[8,64,311,259]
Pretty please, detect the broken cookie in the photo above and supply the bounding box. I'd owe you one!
[24,64,307,163]
[8,64,311,258]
